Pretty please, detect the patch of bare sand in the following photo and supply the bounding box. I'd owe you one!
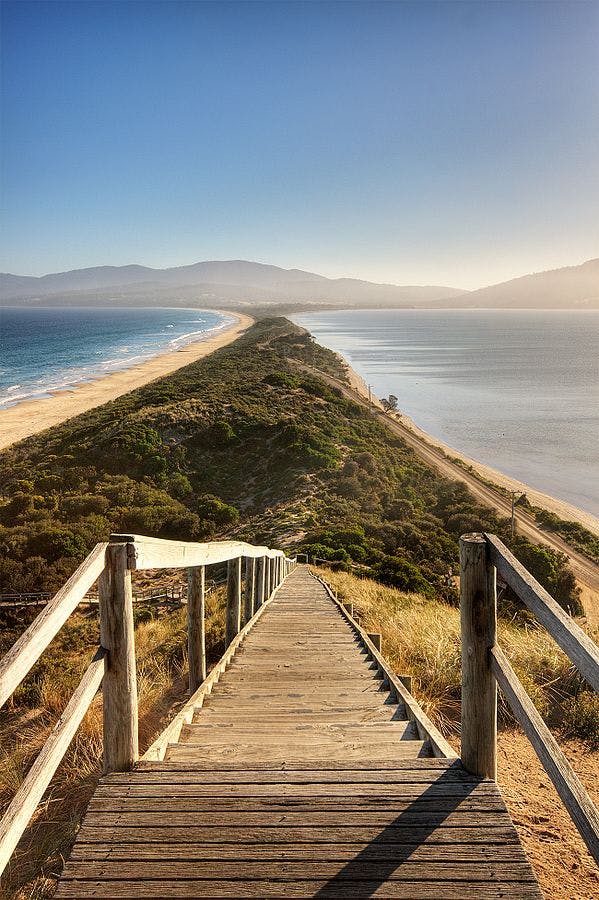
[498,729,598,900]
[0,311,254,451]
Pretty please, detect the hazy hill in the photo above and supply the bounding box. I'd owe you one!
[2,257,597,309]
[0,259,461,307]
[441,258,599,309]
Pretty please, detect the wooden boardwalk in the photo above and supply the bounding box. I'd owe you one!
[56,568,542,898]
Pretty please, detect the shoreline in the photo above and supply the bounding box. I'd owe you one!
[342,360,599,536]
[0,310,254,451]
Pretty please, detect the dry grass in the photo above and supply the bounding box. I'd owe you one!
[0,584,227,900]
[313,567,592,736]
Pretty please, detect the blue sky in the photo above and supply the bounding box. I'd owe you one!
[1,0,598,288]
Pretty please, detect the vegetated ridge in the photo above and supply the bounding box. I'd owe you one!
[0,259,461,308]
[0,318,581,613]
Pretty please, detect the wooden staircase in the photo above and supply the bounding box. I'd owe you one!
[55,568,542,898]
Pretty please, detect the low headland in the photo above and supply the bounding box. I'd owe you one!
[0,317,597,898]
[0,310,254,451]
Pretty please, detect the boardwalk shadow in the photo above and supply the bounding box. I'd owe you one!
[314,762,482,898]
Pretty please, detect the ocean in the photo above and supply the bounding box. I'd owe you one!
[293,309,599,517]
[0,306,232,409]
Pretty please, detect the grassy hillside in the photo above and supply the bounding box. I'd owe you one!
[0,317,581,614]
[0,317,594,897]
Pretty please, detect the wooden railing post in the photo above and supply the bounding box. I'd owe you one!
[460,533,497,780]
[367,632,382,652]
[99,542,138,773]
[225,556,242,646]
[255,556,266,608]
[187,565,206,691]
[243,557,256,625]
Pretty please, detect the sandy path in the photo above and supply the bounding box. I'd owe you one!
[0,311,254,450]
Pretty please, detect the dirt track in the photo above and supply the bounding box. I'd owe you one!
[301,364,599,593]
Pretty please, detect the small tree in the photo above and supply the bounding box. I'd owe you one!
[381,394,398,412]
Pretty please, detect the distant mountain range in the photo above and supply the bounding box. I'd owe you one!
[1,257,597,309]
[435,257,599,310]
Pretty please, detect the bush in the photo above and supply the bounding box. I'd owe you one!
[371,555,435,597]
[562,690,599,750]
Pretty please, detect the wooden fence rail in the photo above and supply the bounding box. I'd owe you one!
[459,532,599,864]
[0,533,296,877]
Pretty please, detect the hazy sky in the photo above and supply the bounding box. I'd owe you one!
[1,1,598,289]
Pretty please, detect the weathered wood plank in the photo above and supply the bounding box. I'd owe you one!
[99,543,138,774]
[79,809,515,827]
[459,533,497,779]
[59,859,538,881]
[0,542,107,708]
[93,782,500,798]
[492,643,599,864]
[314,575,456,759]
[113,534,286,571]
[68,842,525,862]
[165,741,430,763]
[56,566,540,899]
[243,556,256,625]
[0,648,105,876]
[486,533,599,692]
[187,565,206,691]
[55,878,542,898]
[74,823,524,845]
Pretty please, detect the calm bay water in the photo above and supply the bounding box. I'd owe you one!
[293,310,599,516]
[0,306,232,409]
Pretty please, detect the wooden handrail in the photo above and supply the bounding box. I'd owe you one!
[485,533,599,692]
[0,543,108,708]
[0,532,296,876]
[492,645,599,863]
[0,647,106,877]
[109,533,286,570]
[459,531,599,864]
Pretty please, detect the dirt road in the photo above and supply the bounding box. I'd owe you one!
[302,364,599,593]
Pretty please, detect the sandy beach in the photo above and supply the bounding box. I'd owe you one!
[0,311,254,451]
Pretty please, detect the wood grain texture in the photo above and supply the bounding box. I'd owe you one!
[243,556,256,625]
[225,556,242,646]
[486,532,599,693]
[492,643,599,864]
[0,648,105,877]
[187,565,206,691]
[113,534,286,571]
[0,542,107,708]
[99,543,138,774]
[459,533,497,779]
[56,567,540,898]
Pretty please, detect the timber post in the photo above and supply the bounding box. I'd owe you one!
[243,557,256,625]
[187,565,206,691]
[99,541,139,773]
[255,556,266,608]
[269,558,275,597]
[225,556,242,646]
[367,632,382,652]
[460,533,497,780]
